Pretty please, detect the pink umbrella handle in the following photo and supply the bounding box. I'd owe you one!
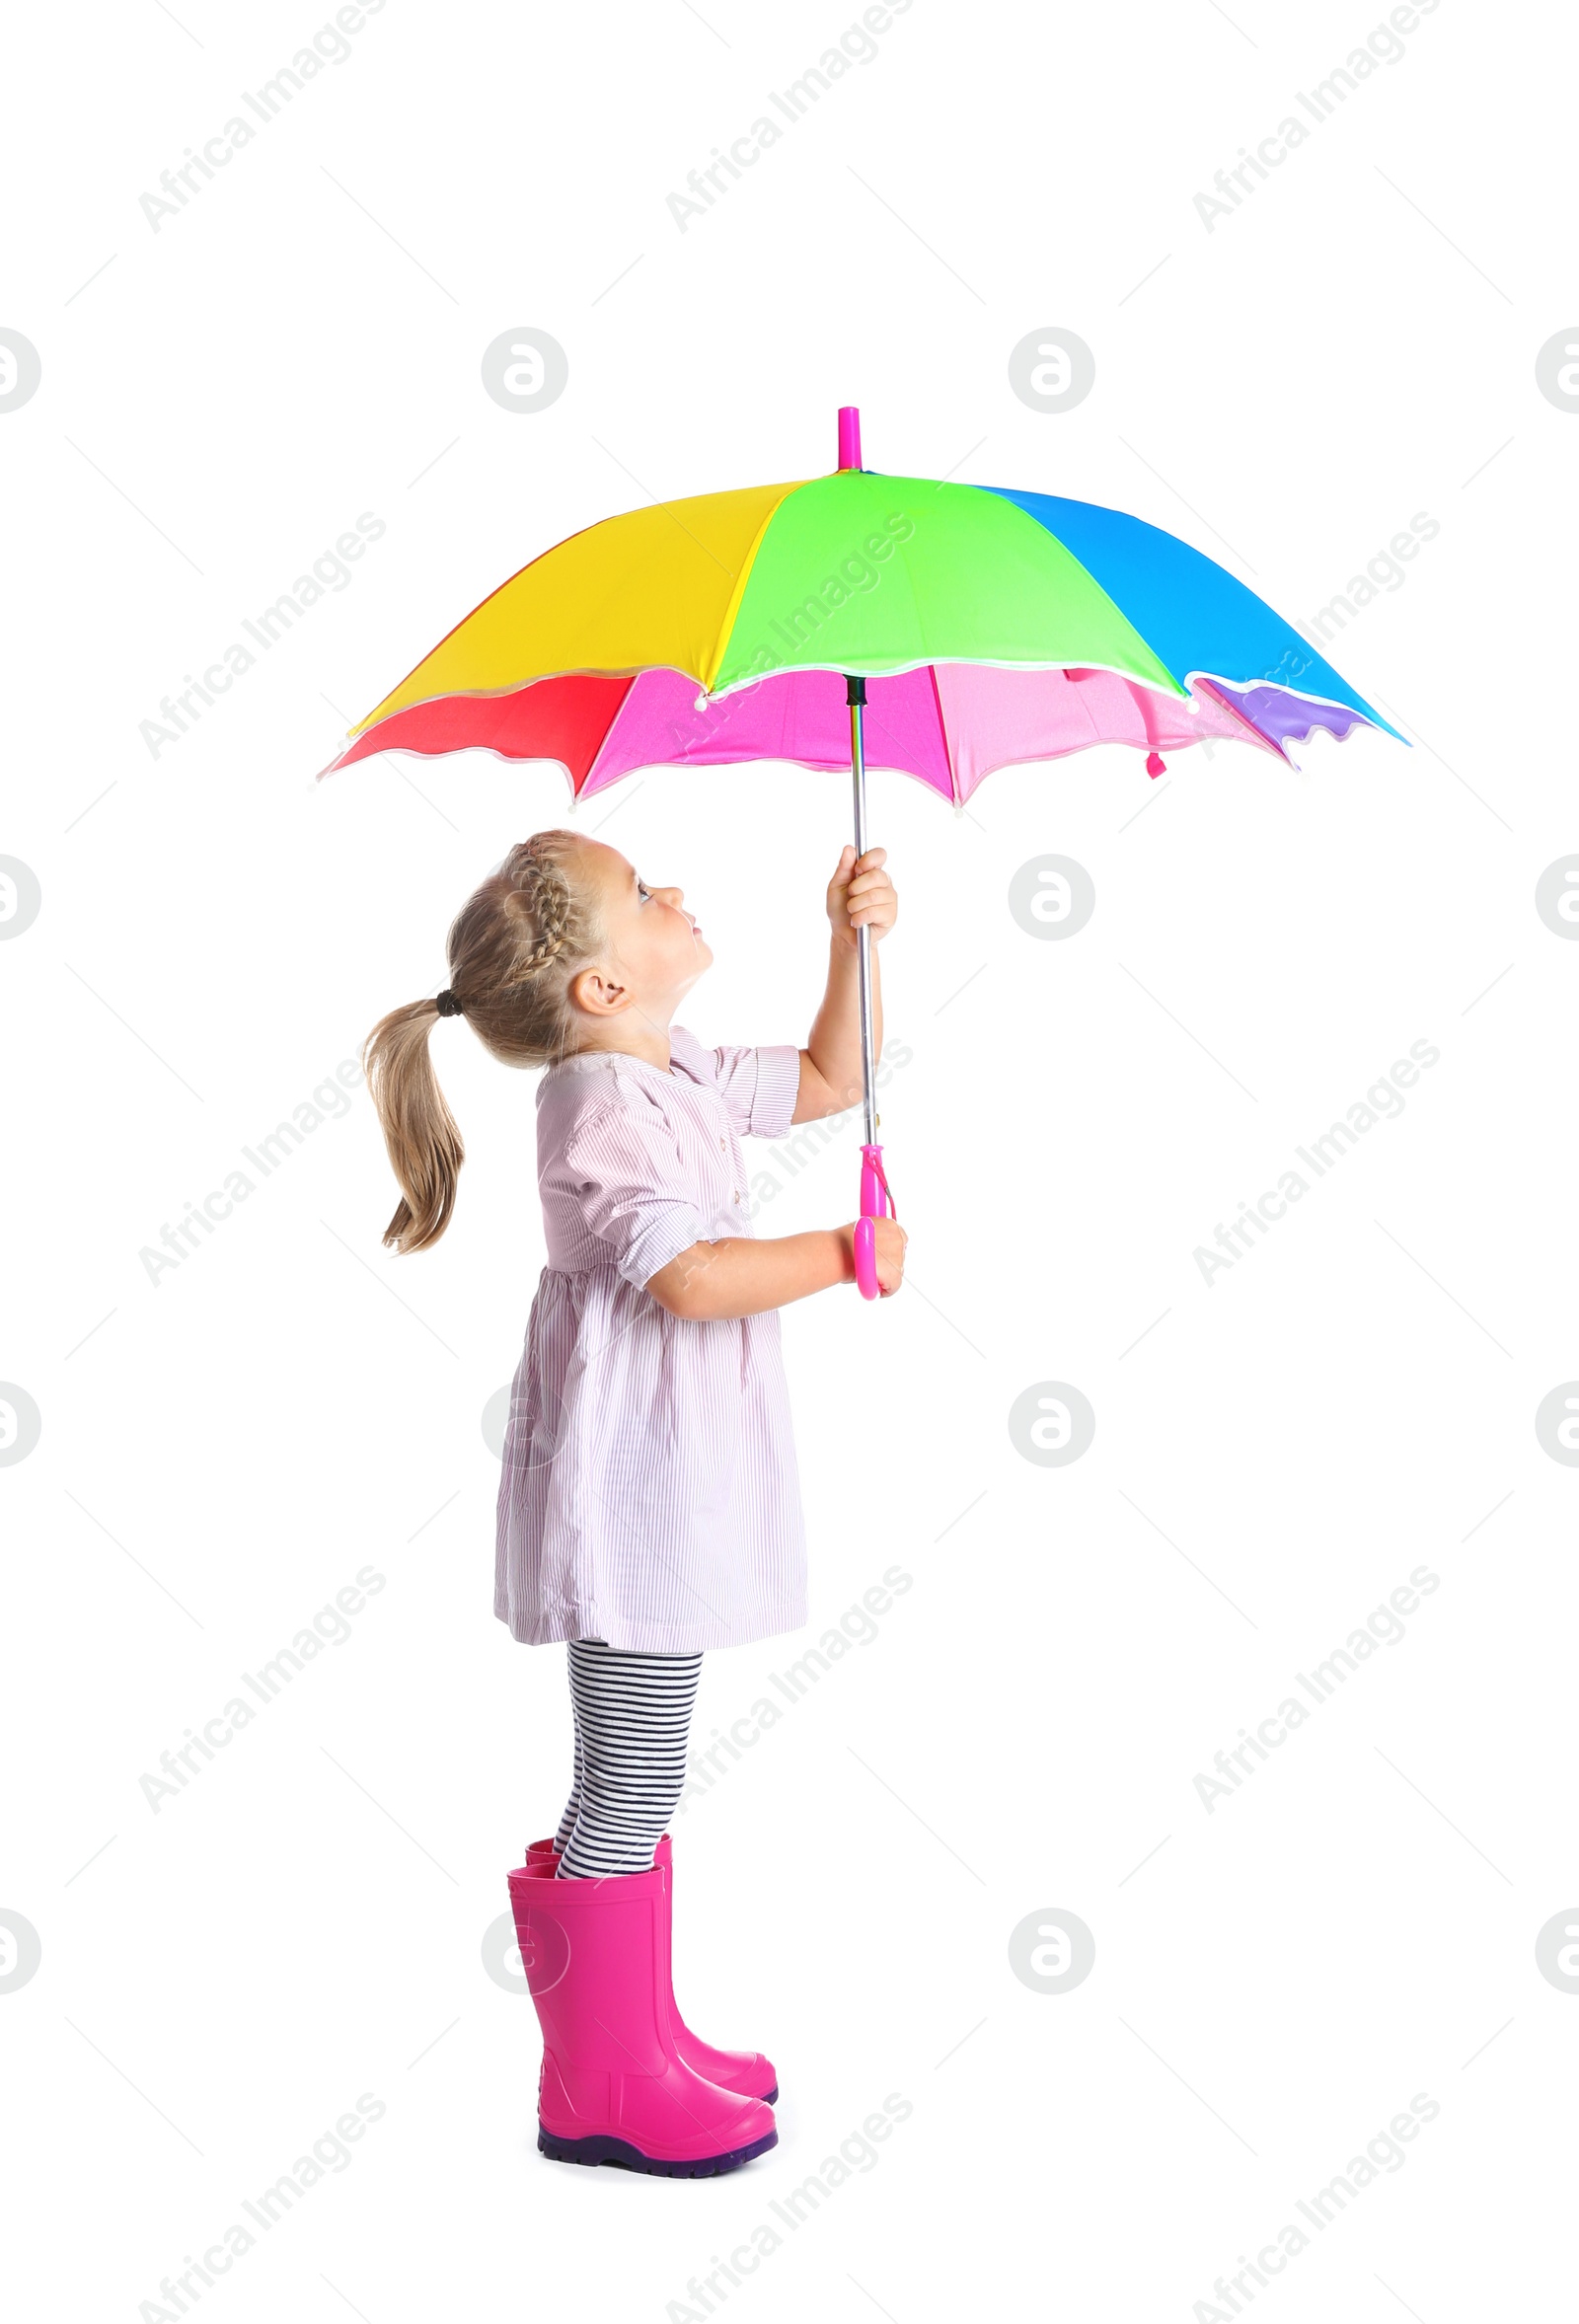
[854,1142,895,1301]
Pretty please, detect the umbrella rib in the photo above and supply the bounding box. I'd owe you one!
[924,665,958,806]
[577,674,641,801]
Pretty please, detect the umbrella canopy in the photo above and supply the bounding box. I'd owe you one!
[324,436,1399,803]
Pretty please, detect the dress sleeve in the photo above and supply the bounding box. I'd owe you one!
[561,1100,711,1292]
[683,1037,803,1140]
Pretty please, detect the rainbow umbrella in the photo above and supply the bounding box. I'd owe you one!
[324,408,1401,1298]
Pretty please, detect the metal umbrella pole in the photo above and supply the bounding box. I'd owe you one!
[833,408,894,1298]
[848,674,878,1147]
[846,671,894,1299]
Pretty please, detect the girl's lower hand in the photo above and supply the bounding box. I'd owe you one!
[827,845,898,950]
[839,1218,908,1295]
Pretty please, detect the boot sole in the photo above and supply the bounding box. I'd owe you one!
[538,2124,778,2178]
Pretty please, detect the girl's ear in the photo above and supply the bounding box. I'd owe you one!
[567,960,626,1019]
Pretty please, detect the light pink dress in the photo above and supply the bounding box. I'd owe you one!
[493,1024,809,1652]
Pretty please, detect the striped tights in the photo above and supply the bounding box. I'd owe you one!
[554,1639,703,1879]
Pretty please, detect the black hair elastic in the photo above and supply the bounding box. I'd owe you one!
[435,989,465,1017]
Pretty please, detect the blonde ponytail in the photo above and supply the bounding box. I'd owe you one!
[361,997,465,1252]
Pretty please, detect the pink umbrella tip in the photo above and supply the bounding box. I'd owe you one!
[837,407,863,471]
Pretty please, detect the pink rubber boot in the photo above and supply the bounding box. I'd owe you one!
[507,1859,777,2176]
[524,1834,777,2103]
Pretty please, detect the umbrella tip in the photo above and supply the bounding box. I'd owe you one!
[837,406,862,471]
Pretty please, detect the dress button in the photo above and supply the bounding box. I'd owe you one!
[732,1190,740,1203]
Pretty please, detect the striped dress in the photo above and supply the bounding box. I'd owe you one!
[493,1024,809,1653]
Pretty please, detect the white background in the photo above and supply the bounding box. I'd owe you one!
[4,1,1577,2317]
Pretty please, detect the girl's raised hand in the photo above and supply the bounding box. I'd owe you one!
[826,845,898,951]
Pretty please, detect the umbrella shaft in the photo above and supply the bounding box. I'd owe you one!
[848,686,878,1147]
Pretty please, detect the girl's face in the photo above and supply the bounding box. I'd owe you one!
[570,839,713,1031]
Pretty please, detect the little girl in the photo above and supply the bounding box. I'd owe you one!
[363,827,905,2179]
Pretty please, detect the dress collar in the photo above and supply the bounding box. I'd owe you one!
[544,1048,675,1080]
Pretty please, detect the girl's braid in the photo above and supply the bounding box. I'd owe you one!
[510,845,574,977]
